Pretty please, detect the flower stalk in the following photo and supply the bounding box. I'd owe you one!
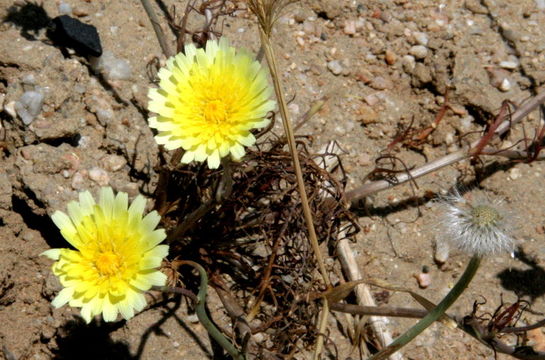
[252,2,331,358]
[369,255,481,360]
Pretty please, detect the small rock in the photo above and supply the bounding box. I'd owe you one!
[187,314,199,323]
[90,51,132,81]
[402,55,416,72]
[58,1,72,15]
[71,171,86,190]
[498,78,511,92]
[15,91,44,125]
[409,45,428,59]
[413,31,429,46]
[363,94,379,106]
[385,49,397,65]
[103,154,127,172]
[293,10,306,23]
[22,74,36,86]
[343,20,356,35]
[96,108,113,123]
[412,63,432,85]
[499,60,518,69]
[415,272,431,289]
[327,60,343,75]
[303,21,316,35]
[118,182,140,197]
[486,66,511,90]
[357,104,379,124]
[369,76,393,90]
[508,167,521,180]
[434,240,450,266]
[72,6,89,17]
[465,0,489,14]
[89,167,109,186]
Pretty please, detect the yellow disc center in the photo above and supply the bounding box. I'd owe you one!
[203,100,227,125]
[95,251,121,277]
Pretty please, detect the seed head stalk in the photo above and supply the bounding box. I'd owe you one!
[255,4,330,288]
[252,1,331,357]
[370,255,481,360]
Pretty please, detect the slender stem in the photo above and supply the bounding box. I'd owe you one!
[140,0,172,58]
[331,303,429,319]
[175,260,245,360]
[152,285,198,302]
[369,255,481,360]
[167,160,233,243]
[257,8,329,290]
[256,3,331,358]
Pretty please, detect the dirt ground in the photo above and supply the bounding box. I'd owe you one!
[2,0,545,359]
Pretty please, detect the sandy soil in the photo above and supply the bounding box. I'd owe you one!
[2,0,545,359]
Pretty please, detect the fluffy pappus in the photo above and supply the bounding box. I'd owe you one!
[436,189,517,257]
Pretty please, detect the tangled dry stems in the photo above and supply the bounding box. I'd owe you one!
[157,134,357,355]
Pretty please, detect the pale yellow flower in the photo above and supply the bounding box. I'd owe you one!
[147,37,276,169]
[41,187,168,323]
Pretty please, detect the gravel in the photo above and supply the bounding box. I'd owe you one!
[15,91,44,125]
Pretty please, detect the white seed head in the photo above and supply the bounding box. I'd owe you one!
[436,189,516,256]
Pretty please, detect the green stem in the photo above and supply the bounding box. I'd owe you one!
[369,255,481,360]
[178,261,245,360]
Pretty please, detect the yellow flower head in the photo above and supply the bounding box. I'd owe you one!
[147,37,276,169]
[41,187,168,323]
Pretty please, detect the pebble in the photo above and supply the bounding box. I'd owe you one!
[369,76,393,90]
[537,0,545,10]
[409,45,428,59]
[0,93,4,112]
[71,171,86,190]
[22,74,36,86]
[58,1,72,15]
[412,31,429,46]
[88,167,110,186]
[327,60,343,75]
[357,104,379,124]
[187,314,199,323]
[103,154,127,172]
[499,60,518,69]
[498,78,512,92]
[434,240,450,266]
[90,51,132,81]
[96,108,114,123]
[343,20,356,35]
[303,21,316,36]
[415,272,431,289]
[385,49,396,65]
[363,94,379,106]
[402,55,416,72]
[508,167,521,180]
[15,91,44,125]
[118,182,140,197]
[413,63,432,84]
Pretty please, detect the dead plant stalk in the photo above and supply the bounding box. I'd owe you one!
[253,1,331,357]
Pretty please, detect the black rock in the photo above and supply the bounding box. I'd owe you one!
[48,15,102,57]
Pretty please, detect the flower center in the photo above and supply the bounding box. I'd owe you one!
[95,251,121,277]
[471,205,501,227]
[203,100,227,125]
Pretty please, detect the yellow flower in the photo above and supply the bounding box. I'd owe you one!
[41,187,168,323]
[147,37,276,169]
